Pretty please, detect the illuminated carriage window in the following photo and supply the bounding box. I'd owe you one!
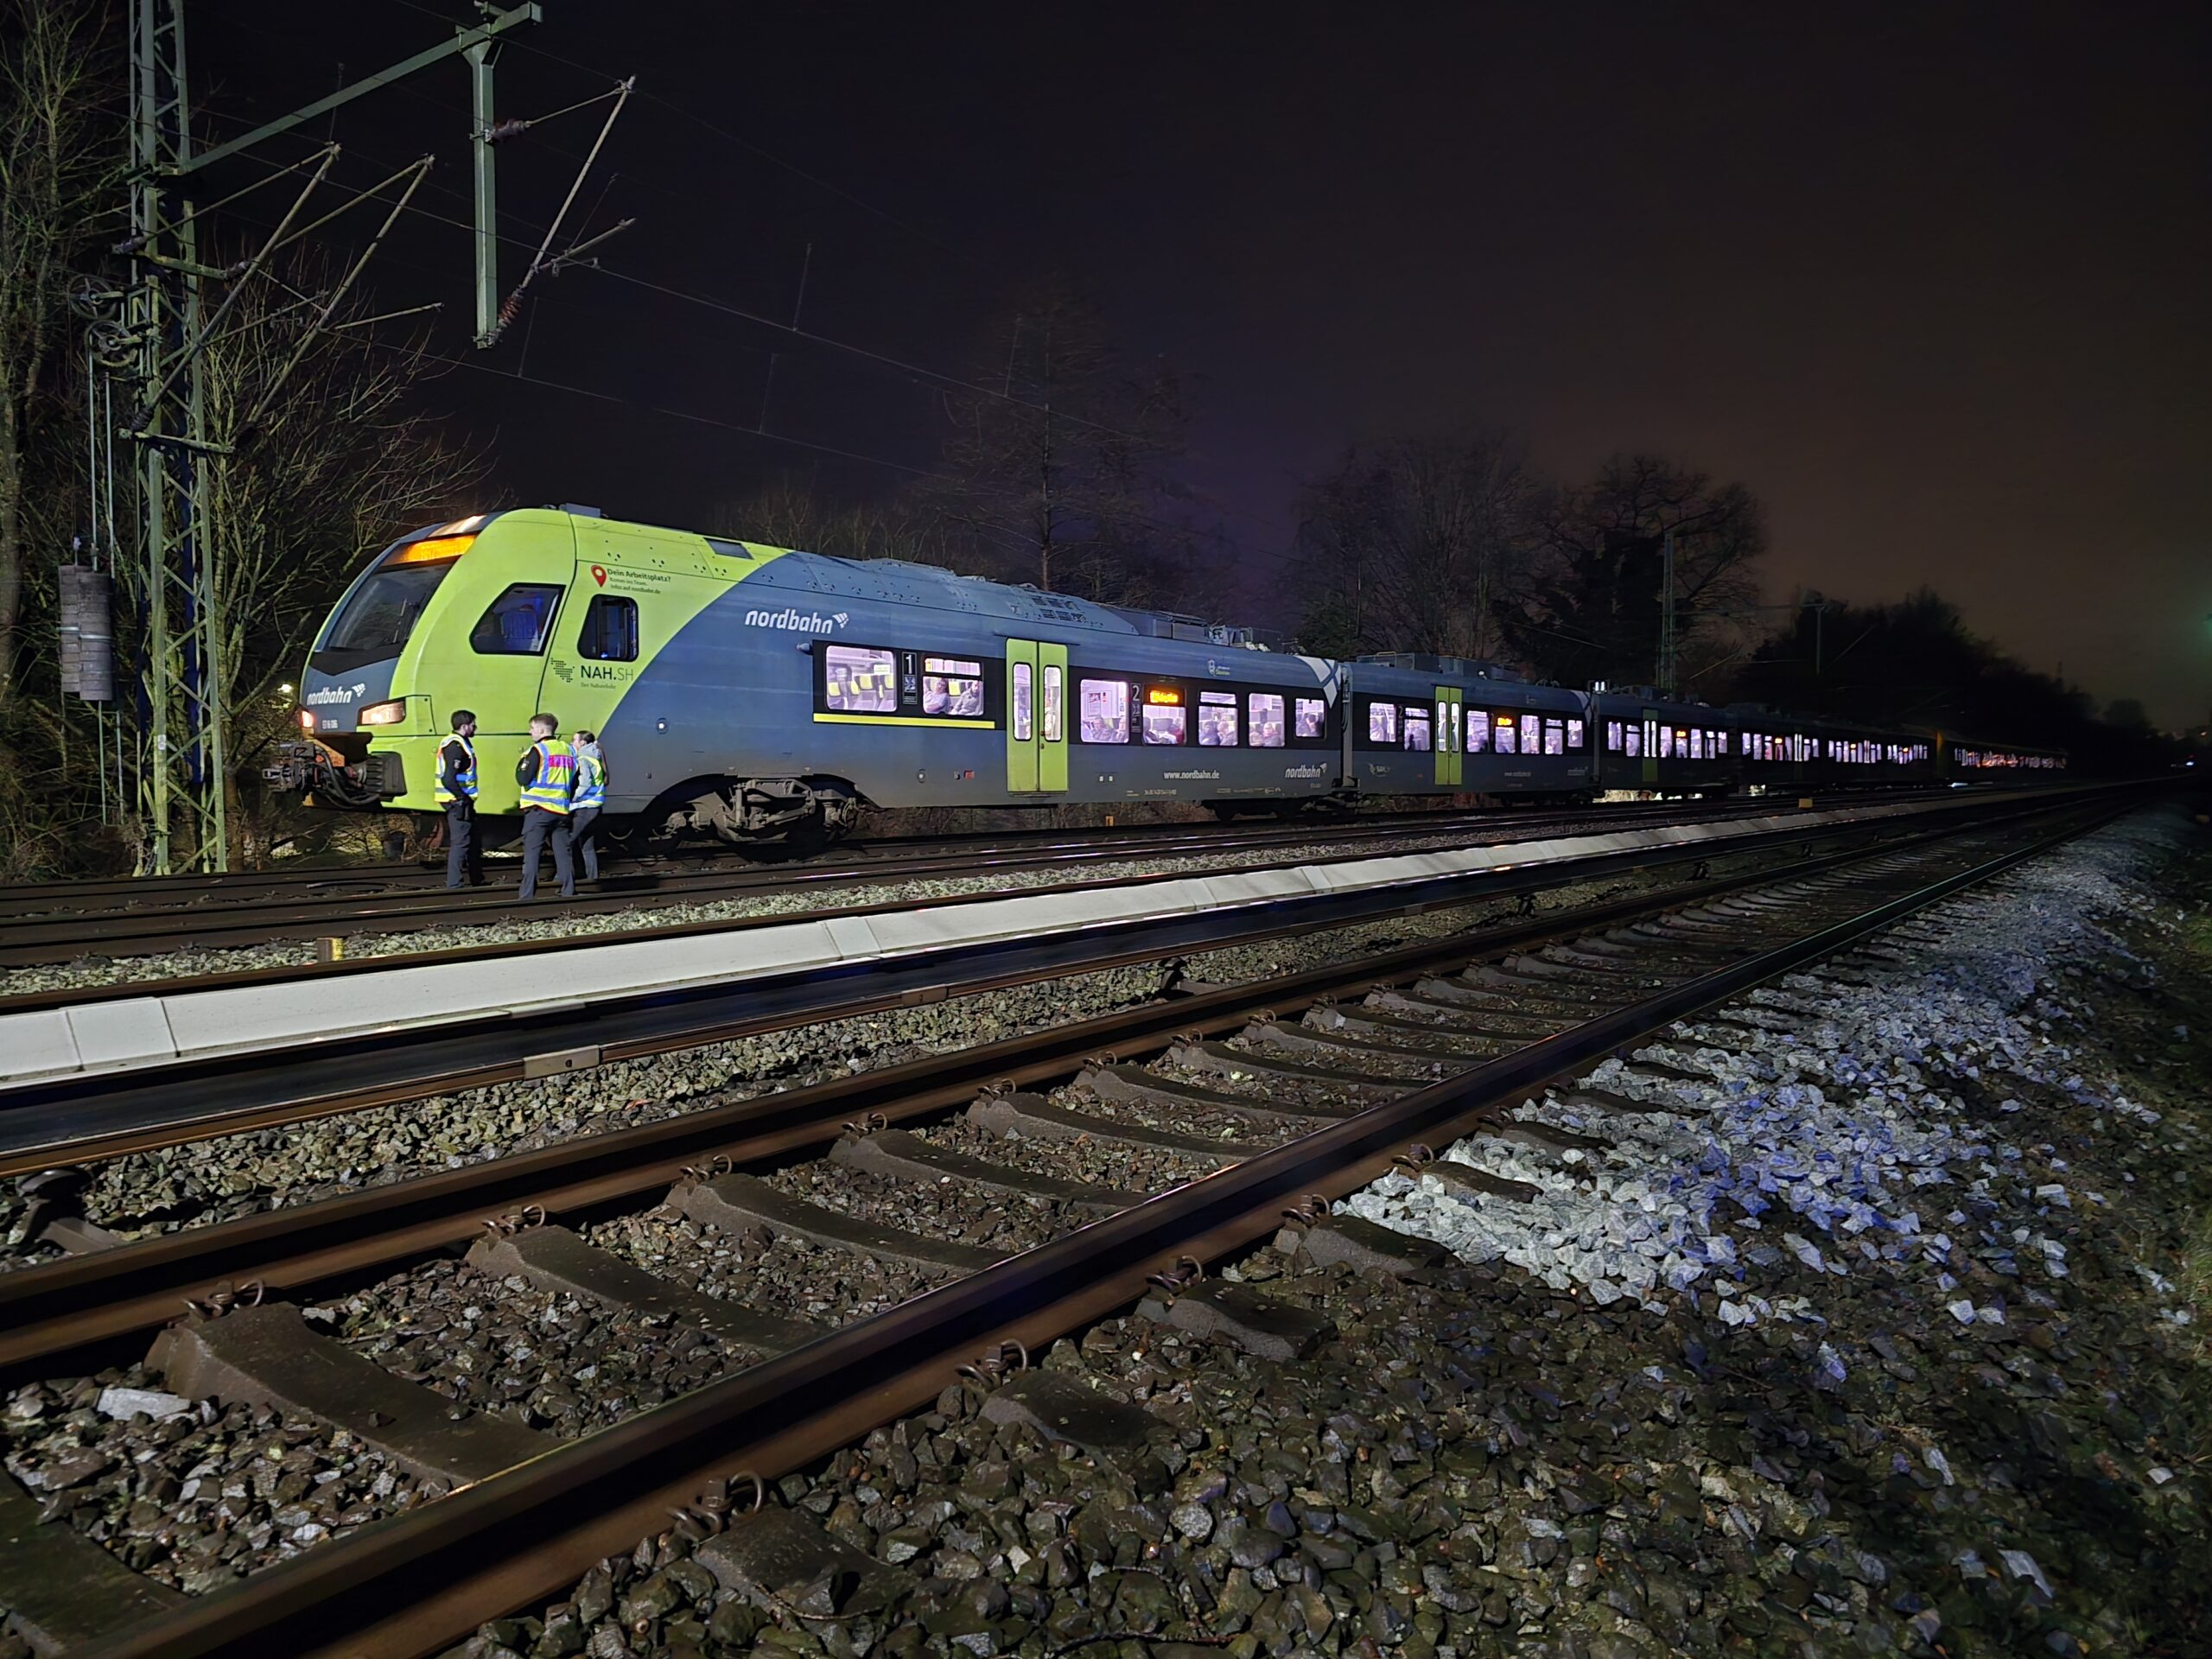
[471,583,563,656]
[1011,663,1033,741]
[1247,692,1285,747]
[1466,709,1491,753]
[1657,727,1673,759]
[922,656,986,717]
[1624,725,1641,757]
[1142,686,1187,745]
[1688,729,1703,760]
[577,594,639,662]
[1519,714,1540,754]
[1041,665,1063,742]
[1198,691,1239,747]
[1713,730,1727,755]
[1543,718,1564,755]
[1403,707,1431,751]
[1294,697,1325,741]
[1367,701,1399,745]
[1494,715,1516,755]
[1605,720,1623,753]
[1078,678,1130,743]
[1567,718,1585,751]
[823,645,899,714]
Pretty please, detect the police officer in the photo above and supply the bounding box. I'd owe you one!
[569,728,607,881]
[515,711,576,899]
[435,709,483,889]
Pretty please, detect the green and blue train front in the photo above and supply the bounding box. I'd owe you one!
[285,506,1345,841]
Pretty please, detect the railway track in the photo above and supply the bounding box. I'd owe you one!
[0,787,2080,1176]
[0,786,2131,1657]
[0,791,1987,969]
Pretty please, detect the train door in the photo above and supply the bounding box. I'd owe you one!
[1642,707,1660,788]
[1433,685,1462,787]
[1004,639,1068,794]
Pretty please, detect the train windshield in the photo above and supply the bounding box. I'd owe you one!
[321,561,455,657]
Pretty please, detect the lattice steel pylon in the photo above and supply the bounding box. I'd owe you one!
[121,0,226,874]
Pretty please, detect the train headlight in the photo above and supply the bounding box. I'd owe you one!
[359,699,407,726]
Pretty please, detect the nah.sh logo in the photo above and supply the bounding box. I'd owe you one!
[590,565,607,587]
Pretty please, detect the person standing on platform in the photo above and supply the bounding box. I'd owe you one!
[569,728,607,881]
[435,709,482,890]
[515,712,576,899]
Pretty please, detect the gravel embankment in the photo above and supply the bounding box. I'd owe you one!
[8,866,1662,1259]
[429,805,2209,1659]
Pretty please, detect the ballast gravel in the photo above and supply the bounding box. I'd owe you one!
[436,804,2208,1659]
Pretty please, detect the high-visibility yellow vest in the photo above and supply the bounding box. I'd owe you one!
[519,738,576,813]
[433,734,478,804]
[571,748,607,809]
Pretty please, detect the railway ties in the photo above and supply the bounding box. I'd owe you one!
[0,794,2137,1657]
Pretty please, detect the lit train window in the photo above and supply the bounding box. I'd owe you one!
[1041,666,1063,741]
[1467,710,1491,753]
[1519,714,1540,754]
[1294,697,1325,740]
[1605,720,1622,753]
[1198,691,1238,747]
[1714,731,1726,755]
[922,656,985,717]
[470,584,563,656]
[1079,678,1130,743]
[1624,726,1640,758]
[1688,729,1703,760]
[1142,688,1187,745]
[1543,718,1563,755]
[823,645,898,713]
[1402,708,1431,752]
[1247,692,1284,747]
[577,595,639,662]
[1567,718,1585,750]
[1368,701,1398,745]
[1495,715,1516,755]
[1011,663,1033,741]
[1658,727,1674,759]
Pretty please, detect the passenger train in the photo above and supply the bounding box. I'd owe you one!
[270,506,2067,846]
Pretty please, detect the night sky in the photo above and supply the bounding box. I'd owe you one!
[191,2,2209,727]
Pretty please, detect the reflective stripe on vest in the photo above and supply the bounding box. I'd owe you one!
[571,750,606,809]
[433,734,479,804]
[519,738,576,813]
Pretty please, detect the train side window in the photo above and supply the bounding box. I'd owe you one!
[823,645,899,713]
[922,656,986,717]
[1466,709,1491,753]
[1688,729,1703,759]
[1519,714,1540,755]
[1402,706,1431,751]
[1041,665,1063,741]
[1658,727,1674,759]
[1366,701,1398,746]
[1494,715,1516,755]
[1605,720,1623,753]
[1294,696,1325,741]
[1198,691,1239,747]
[1567,717,1586,750]
[1543,717,1564,755]
[1142,687,1188,745]
[576,594,639,662]
[471,583,563,655]
[1079,677,1130,743]
[1624,725,1641,758]
[1011,663,1033,741]
[1248,692,1284,747]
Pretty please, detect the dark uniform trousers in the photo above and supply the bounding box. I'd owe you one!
[444,799,483,889]
[519,806,575,899]
[569,806,601,880]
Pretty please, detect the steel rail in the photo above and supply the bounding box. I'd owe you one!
[0,789,2088,1173]
[0,795,1807,1014]
[0,810,1993,1374]
[78,797,2130,1659]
